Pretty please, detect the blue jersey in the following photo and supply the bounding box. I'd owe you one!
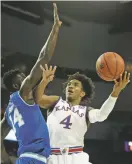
[5,91,50,158]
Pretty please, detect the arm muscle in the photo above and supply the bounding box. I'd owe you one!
[20,24,60,101]
[1,116,12,164]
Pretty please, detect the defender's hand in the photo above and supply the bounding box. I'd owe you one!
[53,3,62,27]
[40,64,57,83]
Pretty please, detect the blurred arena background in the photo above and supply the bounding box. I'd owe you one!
[1,1,132,164]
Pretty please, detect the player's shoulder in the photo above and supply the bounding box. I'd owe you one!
[47,96,63,115]
[52,97,67,108]
[10,91,19,99]
[78,105,87,109]
[9,91,23,103]
[75,103,90,109]
[10,91,36,107]
[87,106,94,111]
[84,106,95,113]
[56,97,65,103]
[60,98,67,103]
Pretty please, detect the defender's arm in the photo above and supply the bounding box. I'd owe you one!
[1,116,12,164]
[20,4,62,102]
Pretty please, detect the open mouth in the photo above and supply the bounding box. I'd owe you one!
[68,89,73,94]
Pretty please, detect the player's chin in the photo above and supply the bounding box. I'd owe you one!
[66,94,74,100]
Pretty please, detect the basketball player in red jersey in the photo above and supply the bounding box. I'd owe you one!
[35,65,130,164]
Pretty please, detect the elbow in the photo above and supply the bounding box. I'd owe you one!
[34,92,42,105]
[97,115,108,122]
[35,95,47,107]
[95,111,109,122]
[39,52,49,63]
[35,98,44,108]
[35,96,42,104]
[33,88,42,104]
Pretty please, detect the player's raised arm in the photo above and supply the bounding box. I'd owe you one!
[34,64,59,108]
[20,3,62,101]
[1,115,12,164]
[89,72,130,123]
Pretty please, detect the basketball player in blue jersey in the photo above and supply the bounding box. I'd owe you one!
[1,3,62,164]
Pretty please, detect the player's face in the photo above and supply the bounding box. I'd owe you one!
[66,79,85,101]
[13,73,26,90]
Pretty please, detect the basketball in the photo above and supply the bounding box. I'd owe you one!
[96,52,125,81]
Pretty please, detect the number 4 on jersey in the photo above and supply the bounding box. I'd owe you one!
[14,108,25,127]
[60,115,72,129]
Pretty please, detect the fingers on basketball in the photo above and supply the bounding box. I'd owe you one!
[127,72,131,83]
[114,79,118,85]
[122,71,130,84]
[123,71,127,81]
[120,74,122,82]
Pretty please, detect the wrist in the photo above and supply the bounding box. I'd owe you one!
[53,23,60,30]
[41,78,49,85]
[111,89,121,97]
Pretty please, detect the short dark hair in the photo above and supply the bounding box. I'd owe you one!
[3,69,22,93]
[63,72,95,106]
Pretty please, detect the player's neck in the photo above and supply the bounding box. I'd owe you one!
[66,98,81,107]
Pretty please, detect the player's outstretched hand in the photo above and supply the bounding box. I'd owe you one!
[53,3,62,27]
[40,64,57,83]
[112,71,130,96]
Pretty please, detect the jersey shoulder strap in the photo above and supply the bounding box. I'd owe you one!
[47,97,62,116]
[85,106,93,127]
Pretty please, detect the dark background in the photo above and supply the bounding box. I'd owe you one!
[1,1,132,164]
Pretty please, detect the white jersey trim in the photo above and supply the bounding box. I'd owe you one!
[18,91,35,106]
[49,96,62,113]
[20,152,47,163]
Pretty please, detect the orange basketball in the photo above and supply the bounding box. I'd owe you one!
[96,52,125,81]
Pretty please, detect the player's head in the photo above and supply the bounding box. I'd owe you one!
[3,69,26,93]
[63,72,95,106]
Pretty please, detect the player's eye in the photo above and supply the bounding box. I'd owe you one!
[74,83,78,86]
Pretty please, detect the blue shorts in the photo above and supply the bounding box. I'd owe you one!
[16,157,46,164]
[16,152,47,164]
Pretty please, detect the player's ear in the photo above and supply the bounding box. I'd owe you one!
[13,83,19,90]
[80,91,85,98]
